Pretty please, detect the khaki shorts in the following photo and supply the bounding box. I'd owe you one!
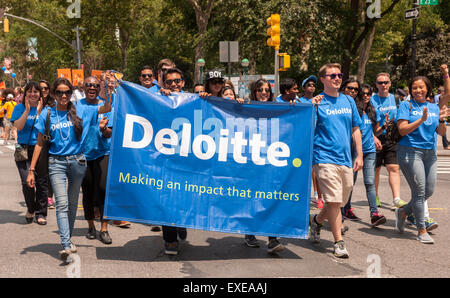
[313,163,354,207]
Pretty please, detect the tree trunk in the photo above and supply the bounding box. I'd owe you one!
[357,24,376,83]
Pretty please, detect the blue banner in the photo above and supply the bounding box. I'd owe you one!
[104,81,315,239]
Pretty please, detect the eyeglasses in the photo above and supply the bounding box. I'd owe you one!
[345,86,359,92]
[305,83,315,87]
[55,90,73,97]
[322,73,343,80]
[141,74,153,78]
[165,78,183,85]
[257,88,271,93]
[376,81,390,85]
[85,83,100,88]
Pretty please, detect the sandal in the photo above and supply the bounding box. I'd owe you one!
[25,212,34,224]
[36,217,47,225]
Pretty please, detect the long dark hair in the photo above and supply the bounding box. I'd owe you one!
[51,78,83,141]
[356,84,377,125]
[23,81,43,103]
[250,79,274,101]
[340,78,361,98]
[39,80,56,107]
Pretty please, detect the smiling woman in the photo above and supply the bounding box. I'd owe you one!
[10,81,48,226]
[25,77,111,263]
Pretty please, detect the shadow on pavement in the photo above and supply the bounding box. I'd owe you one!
[0,209,28,225]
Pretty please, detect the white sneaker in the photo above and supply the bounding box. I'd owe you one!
[333,241,349,258]
[417,232,434,244]
[391,198,407,209]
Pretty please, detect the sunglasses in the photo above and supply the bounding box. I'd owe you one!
[85,83,100,88]
[376,81,390,85]
[257,88,271,93]
[165,78,183,85]
[322,73,343,80]
[362,91,372,96]
[41,87,49,91]
[305,83,315,87]
[55,90,73,97]
[141,74,153,78]
[345,86,359,92]
[210,79,224,85]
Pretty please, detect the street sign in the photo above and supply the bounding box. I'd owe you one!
[416,0,438,5]
[405,7,420,20]
[219,41,239,63]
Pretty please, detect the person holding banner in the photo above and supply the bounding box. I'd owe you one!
[394,69,448,244]
[26,77,112,263]
[150,59,176,93]
[11,82,48,225]
[309,63,363,259]
[139,65,156,89]
[158,67,189,255]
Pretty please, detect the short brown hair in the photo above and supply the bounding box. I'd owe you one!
[158,59,176,71]
[318,63,341,77]
[376,72,391,80]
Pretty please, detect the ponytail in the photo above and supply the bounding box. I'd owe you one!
[67,101,83,141]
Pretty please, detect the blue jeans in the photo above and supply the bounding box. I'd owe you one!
[49,154,87,250]
[397,145,437,230]
[362,152,378,215]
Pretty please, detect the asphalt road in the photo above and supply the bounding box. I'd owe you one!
[0,135,449,279]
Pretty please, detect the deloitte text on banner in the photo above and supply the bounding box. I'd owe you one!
[104,81,315,238]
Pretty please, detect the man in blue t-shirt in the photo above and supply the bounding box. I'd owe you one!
[371,72,405,209]
[275,78,306,103]
[300,75,317,102]
[309,63,363,259]
[139,65,157,90]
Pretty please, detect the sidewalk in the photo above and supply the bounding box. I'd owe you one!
[436,125,450,156]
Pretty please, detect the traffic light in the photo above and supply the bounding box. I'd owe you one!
[278,53,290,71]
[266,14,280,50]
[3,17,9,33]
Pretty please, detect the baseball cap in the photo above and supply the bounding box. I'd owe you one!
[205,69,224,81]
[302,75,318,87]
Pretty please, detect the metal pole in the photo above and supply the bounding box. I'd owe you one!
[274,48,279,97]
[410,1,417,79]
[227,41,231,80]
[76,25,81,69]
[200,66,203,85]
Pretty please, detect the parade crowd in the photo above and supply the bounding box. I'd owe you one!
[0,58,449,263]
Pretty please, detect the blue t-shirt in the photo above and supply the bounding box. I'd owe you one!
[36,105,99,156]
[397,100,440,150]
[10,104,39,146]
[371,93,397,135]
[360,113,376,154]
[313,92,362,168]
[275,95,308,103]
[77,98,111,161]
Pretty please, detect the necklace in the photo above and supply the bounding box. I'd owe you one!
[411,99,432,125]
[55,109,71,141]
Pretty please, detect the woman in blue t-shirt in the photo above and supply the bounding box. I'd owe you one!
[355,84,386,227]
[11,81,48,225]
[394,76,448,244]
[26,77,111,263]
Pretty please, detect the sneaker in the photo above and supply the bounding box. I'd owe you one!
[394,208,405,233]
[164,241,179,255]
[112,220,131,228]
[317,197,324,209]
[370,212,386,227]
[99,231,112,244]
[417,232,434,244]
[344,209,361,221]
[309,215,322,243]
[392,198,408,209]
[333,240,349,258]
[177,228,187,241]
[59,249,73,263]
[376,196,381,207]
[48,198,55,209]
[267,239,284,254]
[151,225,161,232]
[425,218,438,232]
[244,235,260,248]
[406,214,416,226]
[341,225,349,235]
[86,227,97,239]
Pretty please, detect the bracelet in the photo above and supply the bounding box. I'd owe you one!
[439,120,446,124]
[28,169,35,172]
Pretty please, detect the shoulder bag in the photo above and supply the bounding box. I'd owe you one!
[35,109,51,177]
